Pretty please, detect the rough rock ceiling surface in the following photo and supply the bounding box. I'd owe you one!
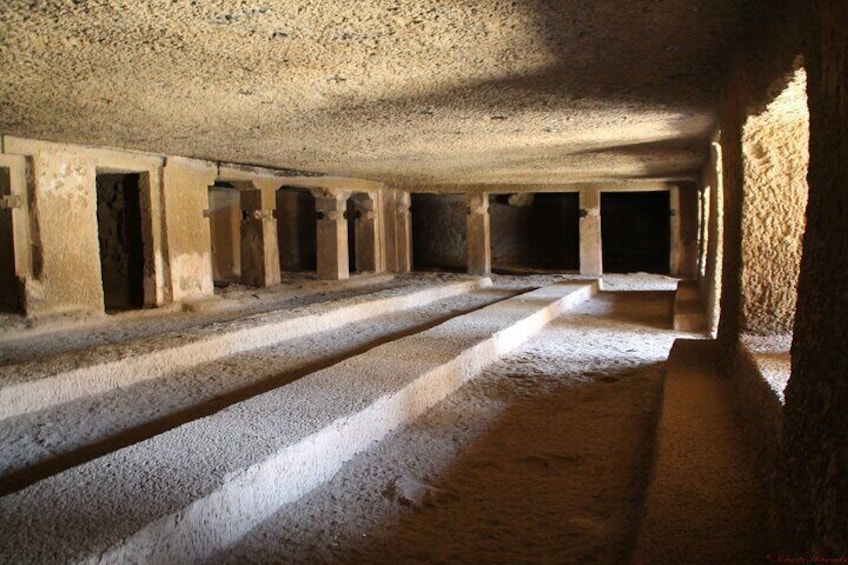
[0,1,742,188]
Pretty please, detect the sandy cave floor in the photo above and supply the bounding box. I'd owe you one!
[213,288,685,564]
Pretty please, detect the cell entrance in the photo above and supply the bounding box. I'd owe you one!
[601,191,671,274]
[346,197,358,273]
[208,183,242,286]
[0,167,20,313]
[411,193,467,272]
[490,193,579,273]
[276,187,317,273]
[96,173,146,311]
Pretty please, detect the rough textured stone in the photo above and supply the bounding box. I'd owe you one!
[740,69,808,335]
[0,1,742,186]
[781,0,848,555]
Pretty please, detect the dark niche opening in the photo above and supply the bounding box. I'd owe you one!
[276,187,317,273]
[0,167,20,313]
[346,197,358,273]
[490,192,579,273]
[411,193,468,272]
[96,173,145,311]
[601,191,670,274]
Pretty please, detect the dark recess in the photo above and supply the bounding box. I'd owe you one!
[0,167,20,312]
[276,187,317,272]
[411,193,468,272]
[601,191,670,274]
[96,173,145,311]
[346,198,358,273]
[490,192,579,273]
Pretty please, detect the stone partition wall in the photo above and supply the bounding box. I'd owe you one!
[781,0,848,555]
[5,141,102,314]
[678,184,700,280]
[162,157,216,302]
[393,190,412,273]
[739,68,809,335]
[714,0,848,554]
[2,137,169,316]
[700,140,724,337]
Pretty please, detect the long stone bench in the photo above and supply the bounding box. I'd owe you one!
[0,281,597,564]
[0,278,486,421]
[632,339,775,563]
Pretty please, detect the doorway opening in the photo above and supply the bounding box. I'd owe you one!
[346,197,357,273]
[96,173,146,311]
[208,182,242,286]
[490,192,579,273]
[0,166,20,313]
[411,193,467,272]
[276,187,317,273]
[601,191,671,274]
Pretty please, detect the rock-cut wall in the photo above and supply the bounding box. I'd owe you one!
[740,69,809,335]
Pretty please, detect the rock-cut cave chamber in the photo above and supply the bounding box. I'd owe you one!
[0,0,845,562]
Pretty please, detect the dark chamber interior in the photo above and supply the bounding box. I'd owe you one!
[346,198,357,273]
[277,187,317,273]
[601,191,670,274]
[411,193,468,272]
[96,173,145,311]
[490,193,579,273]
[0,167,19,312]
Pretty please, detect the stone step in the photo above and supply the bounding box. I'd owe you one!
[0,281,597,564]
[632,339,775,564]
[0,278,487,421]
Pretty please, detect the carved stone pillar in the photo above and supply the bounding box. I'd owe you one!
[466,192,491,275]
[579,187,603,276]
[312,190,350,280]
[239,186,281,287]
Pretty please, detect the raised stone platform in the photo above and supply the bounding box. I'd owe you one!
[0,281,597,564]
[632,339,775,563]
[0,279,485,421]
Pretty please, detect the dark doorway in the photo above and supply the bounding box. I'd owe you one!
[0,167,20,313]
[96,173,145,311]
[208,183,242,286]
[346,197,358,273]
[490,193,579,273]
[601,191,670,274]
[411,193,467,272]
[276,187,317,273]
